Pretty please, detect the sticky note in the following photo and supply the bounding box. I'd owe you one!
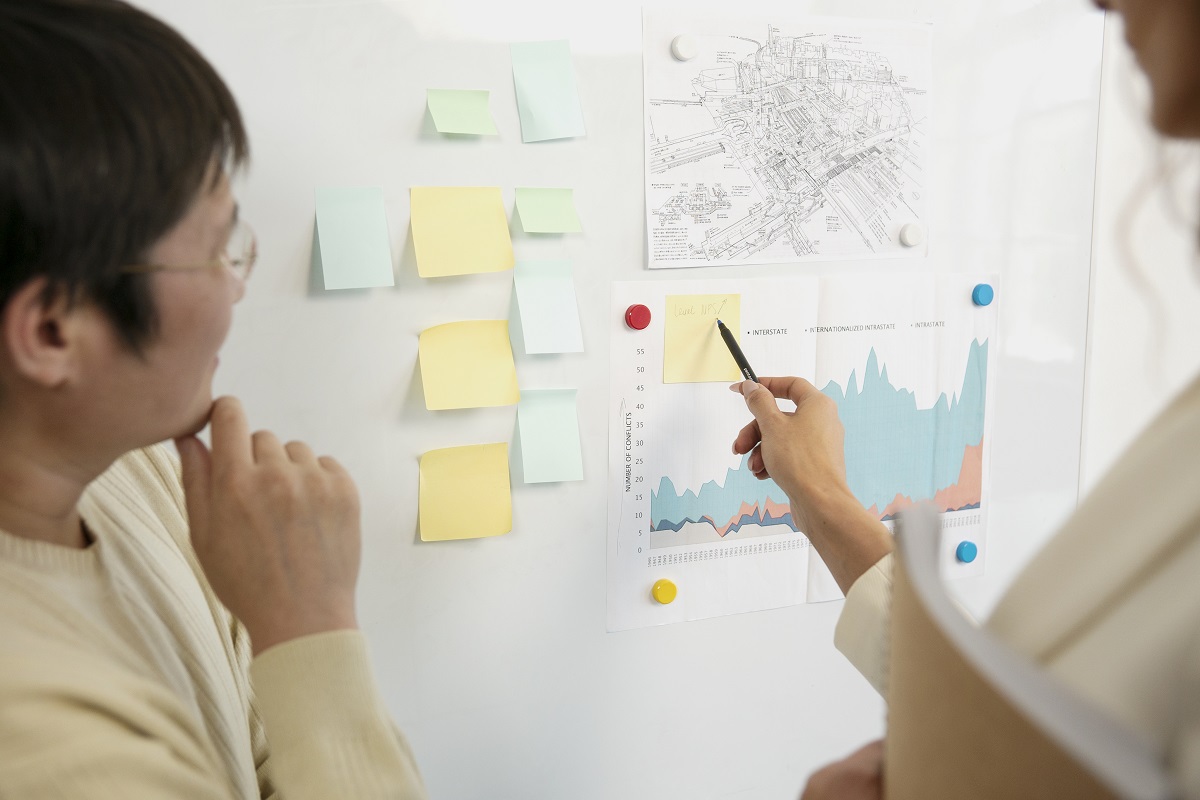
[418,320,520,410]
[516,389,583,483]
[312,187,395,290]
[510,40,586,143]
[663,294,742,383]
[410,187,514,277]
[419,443,511,541]
[426,89,498,136]
[513,260,583,354]
[514,188,581,233]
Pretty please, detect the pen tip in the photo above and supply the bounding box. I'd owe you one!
[716,319,723,326]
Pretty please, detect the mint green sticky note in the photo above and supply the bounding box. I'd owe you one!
[513,260,583,354]
[426,89,498,136]
[510,40,586,143]
[514,188,582,233]
[517,389,583,483]
[313,187,395,290]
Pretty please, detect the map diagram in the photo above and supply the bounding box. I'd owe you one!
[651,183,732,225]
[643,13,932,268]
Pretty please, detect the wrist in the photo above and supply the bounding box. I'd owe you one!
[246,610,359,657]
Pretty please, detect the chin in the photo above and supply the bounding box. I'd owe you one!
[174,397,216,439]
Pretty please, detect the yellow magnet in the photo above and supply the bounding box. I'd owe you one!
[651,579,677,605]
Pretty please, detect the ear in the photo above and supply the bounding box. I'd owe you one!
[2,277,86,389]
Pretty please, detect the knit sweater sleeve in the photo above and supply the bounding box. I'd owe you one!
[133,443,427,798]
[249,631,426,800]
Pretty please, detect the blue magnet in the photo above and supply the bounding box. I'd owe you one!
[955,541,979,564]
[972,284,994,307]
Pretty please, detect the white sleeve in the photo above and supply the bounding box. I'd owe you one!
[833,552,895,697]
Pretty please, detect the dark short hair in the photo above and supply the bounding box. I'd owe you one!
[0,0,249,351]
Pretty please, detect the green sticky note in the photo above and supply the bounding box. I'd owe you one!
[426,89,498,136]
[510,40,586,143]
[313,187,395,290]
[516,389,583,483]
[514,188,581,233]
[513,260,583,354]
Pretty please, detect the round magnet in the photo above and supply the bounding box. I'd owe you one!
[971,284,995,307]
[899,222,925,247]
[651,578,677,605]
[955,541,979,564]
[671,34,699,61]
[625,304,652,330]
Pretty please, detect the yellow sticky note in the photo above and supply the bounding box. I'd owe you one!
[410,187,514,277]
[419,443,511,541]
[663,294,742,383]
[418,320,520,410]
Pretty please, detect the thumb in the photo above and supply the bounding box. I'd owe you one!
[174,435,212,546]
[740,380,780,424]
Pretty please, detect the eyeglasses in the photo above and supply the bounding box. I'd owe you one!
[118,219,257,281]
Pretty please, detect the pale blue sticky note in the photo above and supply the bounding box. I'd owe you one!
[513,260,584,354]
[517,389,583,483]
[510,40,586,143]
[313,187,395,290]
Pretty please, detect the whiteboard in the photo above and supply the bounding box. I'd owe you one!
[136,0,1104,796]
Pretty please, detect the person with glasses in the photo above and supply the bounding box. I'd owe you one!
[743,0,1200,797]
[0,1,424,798]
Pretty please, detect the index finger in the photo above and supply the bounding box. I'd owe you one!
[208,396,254,469]
[756,376,822,407]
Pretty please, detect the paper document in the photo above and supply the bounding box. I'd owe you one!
[313,187,395,290]
[420,443,512,541]
[514,188,582,233]
[410,187,513,277]
[607,274,997,630]
[663,294,742,383]
[512,260,584,354]
[510,40,586,142]
[643,13,931,268]
[418,320,519,410]
[426,89,498,135]
[516,389,584,483]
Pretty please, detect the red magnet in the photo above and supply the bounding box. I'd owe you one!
[625,304,651,330]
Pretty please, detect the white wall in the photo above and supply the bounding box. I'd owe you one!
[128,1,1117,797]
[1083,16,1200,490]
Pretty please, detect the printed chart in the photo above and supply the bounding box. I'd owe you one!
[607,275,996,630]
[643,12,932,268]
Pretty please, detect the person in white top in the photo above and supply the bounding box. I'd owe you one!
[728,0,1200,797]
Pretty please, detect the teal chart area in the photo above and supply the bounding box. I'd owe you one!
[650,339,987,548]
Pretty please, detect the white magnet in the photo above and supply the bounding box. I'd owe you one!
[899,222,925,248]
[671,34,699,62]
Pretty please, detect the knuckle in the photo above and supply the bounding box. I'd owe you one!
[261,469,300,504]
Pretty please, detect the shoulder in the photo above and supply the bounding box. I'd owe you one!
[84,442,188,546]
[95,442,186,512]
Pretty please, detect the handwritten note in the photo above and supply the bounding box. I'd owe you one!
[513,260,584,353]
[426,89,498,135]
[516,389,583,483]
[418,320,520,410]
[313,187,395,290]
[510,40,586,143]
[419,443,511,541]
[410,187,514,277]
[663,294,742,383]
